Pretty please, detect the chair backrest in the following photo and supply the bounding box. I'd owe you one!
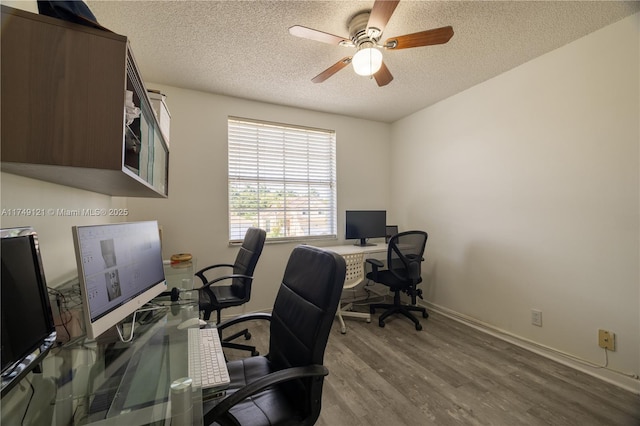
[387,230,428,284]
[385,225,399,243]
[341,252,365,290]
[268,245,346,423]
[230,227,266,300]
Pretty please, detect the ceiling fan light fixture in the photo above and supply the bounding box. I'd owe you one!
[352,46,382,76]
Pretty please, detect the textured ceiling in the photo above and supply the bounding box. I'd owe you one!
[83,1,640,123]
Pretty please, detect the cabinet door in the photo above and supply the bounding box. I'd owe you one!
[1,6,168,197]
[1,9,125,170]
[124,53,169,195]
[152,126,169,194]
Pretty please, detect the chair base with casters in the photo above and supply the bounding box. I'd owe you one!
[221,327,258,356]
[335,252,371,334]
[199,285,259,356]
[213,297,257,356]
[366,230,429,331]
[369,289,428,331]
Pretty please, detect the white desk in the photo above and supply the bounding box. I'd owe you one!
[321,243,387,257]
[319,244,388,333]
[321,244,388,279]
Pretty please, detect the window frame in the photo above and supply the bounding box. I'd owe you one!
[227,117,337,244]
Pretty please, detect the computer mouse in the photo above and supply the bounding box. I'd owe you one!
[177,317,207,330]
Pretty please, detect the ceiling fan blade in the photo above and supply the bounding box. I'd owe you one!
[289,25,349,45]
[312,57,352,83]
[385,26,454,50]
[374,61,393,87]
[367,0,400,36]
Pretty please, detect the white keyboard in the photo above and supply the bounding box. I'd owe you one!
[187,327,230,391]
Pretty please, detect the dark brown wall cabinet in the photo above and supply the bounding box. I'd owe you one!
[1,6,168,197]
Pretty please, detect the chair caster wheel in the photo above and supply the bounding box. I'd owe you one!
[378,320,385,328]
[366,318,371,323]
[251,350,259,356]
[422,312,428,318]
[245,332,252,340]
[415,323,422,331]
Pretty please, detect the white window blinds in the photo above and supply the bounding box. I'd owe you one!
[228,117,337,242]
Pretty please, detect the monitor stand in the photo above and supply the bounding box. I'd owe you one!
[354,239,376,247]
[115,305,167,343]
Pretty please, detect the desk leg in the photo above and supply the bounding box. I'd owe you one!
[170,377,194,426]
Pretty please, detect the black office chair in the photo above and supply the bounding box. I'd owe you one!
[385,225,399,243]
[196,227,266,355]
[367,230,429,331]
[203,245,346,426]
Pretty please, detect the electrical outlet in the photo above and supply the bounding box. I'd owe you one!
[598,329,615,351]
[531,309,542,327]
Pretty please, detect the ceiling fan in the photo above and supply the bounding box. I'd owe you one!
[289,0,454,87]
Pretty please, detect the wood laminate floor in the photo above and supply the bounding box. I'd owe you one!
[221,308,640,426]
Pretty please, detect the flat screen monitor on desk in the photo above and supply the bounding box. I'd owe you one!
[1,227,57,397]
[345,210,386,246]
[72,221,167,340]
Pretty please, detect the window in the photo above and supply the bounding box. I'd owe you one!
[228,117,337,243]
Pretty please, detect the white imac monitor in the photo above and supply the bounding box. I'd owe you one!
[72,221,167,340]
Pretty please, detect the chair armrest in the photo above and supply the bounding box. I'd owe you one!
[366,258,383,281]
[195,263,235,285]
[216,312,272,332]
[366,258,383,268]
[199,274,254,289]
[204,364,328,423]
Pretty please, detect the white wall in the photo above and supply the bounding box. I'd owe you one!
[1,0,37,13]
[391,13,639,390]
[126,86,391,315]
[0,173,126,285]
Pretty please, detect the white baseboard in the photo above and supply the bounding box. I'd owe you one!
[421,301,640,395]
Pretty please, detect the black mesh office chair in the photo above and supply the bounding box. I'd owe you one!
[203,245,346,426]
[385,225,399,243]
[367,230,429,331]
[196,227,266,355]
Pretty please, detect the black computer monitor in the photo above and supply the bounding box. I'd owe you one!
[345,210,387,246]
[72,221,167,340]
[1,227,57,397]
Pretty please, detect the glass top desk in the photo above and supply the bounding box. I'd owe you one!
[163,258,197,293]
[40,262,204,426]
